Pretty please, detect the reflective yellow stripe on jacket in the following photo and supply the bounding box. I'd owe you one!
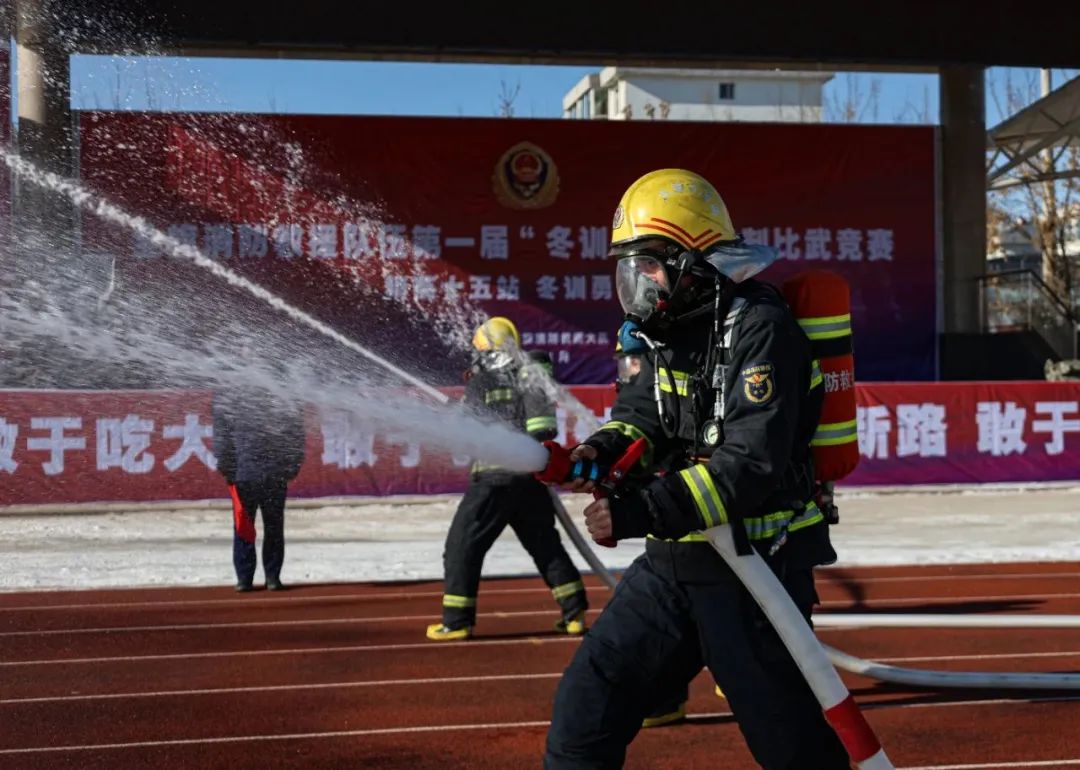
[677,465,728,528]
[811,419,858,448]
[485,388,514,404]
[525,416,557,433]
[668,461,825,542]
[596,421,653,467]
[809,359,824,391]
[798,313,852,341]
[647,501,824,543]
[658,369,691,396]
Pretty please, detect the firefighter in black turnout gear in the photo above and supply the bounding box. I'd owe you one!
[426,317,588,641]
[544,170,849,770]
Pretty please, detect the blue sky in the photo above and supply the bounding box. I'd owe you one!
[63,57,1076,128]
[69,56,943,122]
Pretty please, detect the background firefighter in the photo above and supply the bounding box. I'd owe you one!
[425,317,588,641]
[543,169,850,769]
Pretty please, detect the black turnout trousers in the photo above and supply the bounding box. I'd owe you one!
[543,554,849,770]
[441,474,587,629]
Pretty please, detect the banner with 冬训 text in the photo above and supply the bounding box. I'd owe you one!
[78,114,937,384]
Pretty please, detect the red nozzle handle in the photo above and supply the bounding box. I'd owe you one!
[535,438,649,549]
[608,438,648,485]
[589,438,648,548]
[534,442,616,547]
[535,440,574,485]
[535,440,609,486]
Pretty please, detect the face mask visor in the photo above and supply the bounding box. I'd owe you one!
[615,256,671,319]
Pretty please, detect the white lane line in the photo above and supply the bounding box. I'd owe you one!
[5,591,1079,639]
[0,608,601,638]
[819,571,1080,586]
[0,635,581,667]
[0,672,564,705]
[0,585,608,613]
[882,694,1080,710]
[8,648,1080,701]
[905,761,1080,769]
[0,719,554,755]
[3,571,1077,613]
[1,695,1078,756]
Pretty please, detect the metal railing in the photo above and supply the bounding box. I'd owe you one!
[978,269,1079,360]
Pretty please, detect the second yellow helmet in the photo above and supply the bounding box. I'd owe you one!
[472,317,521,351]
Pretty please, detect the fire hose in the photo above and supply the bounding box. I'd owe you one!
[534,439,893,769]
[535,439,1080,767]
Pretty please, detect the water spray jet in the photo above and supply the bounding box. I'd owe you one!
[0,147,549,474]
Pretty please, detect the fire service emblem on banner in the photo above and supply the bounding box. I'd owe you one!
[493,141,559,210]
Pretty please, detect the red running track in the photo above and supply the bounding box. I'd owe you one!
[1,562,1079,769]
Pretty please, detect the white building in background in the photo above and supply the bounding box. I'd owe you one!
[563,67,834,123]
[987,215,1080,280]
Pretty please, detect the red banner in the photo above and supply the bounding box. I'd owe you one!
[78,114,937,384]
[0,387,613,506]
[853,381,1080,485]
[2,383,1079,508]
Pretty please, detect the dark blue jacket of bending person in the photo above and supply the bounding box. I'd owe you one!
[212,389,306,486]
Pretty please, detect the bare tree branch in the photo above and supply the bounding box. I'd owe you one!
[495,79,521,118]
[987,68,1080,307]
[825,74,881,123]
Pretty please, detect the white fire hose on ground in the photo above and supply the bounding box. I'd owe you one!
[821,643,1080,690]
[816,614,1080,690]
[815,613,1080,630]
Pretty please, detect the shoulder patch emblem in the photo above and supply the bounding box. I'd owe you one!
[742,362,775,405]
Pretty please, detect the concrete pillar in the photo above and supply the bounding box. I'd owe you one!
[0,8,10,139]
[5,0,78,387]
[0,6,11,154]
[13,0,73,230]
[939,66,987,338]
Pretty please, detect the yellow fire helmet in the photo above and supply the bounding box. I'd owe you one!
[610,169,778,321]
[472,316,521,351]
[611,168,737,252]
